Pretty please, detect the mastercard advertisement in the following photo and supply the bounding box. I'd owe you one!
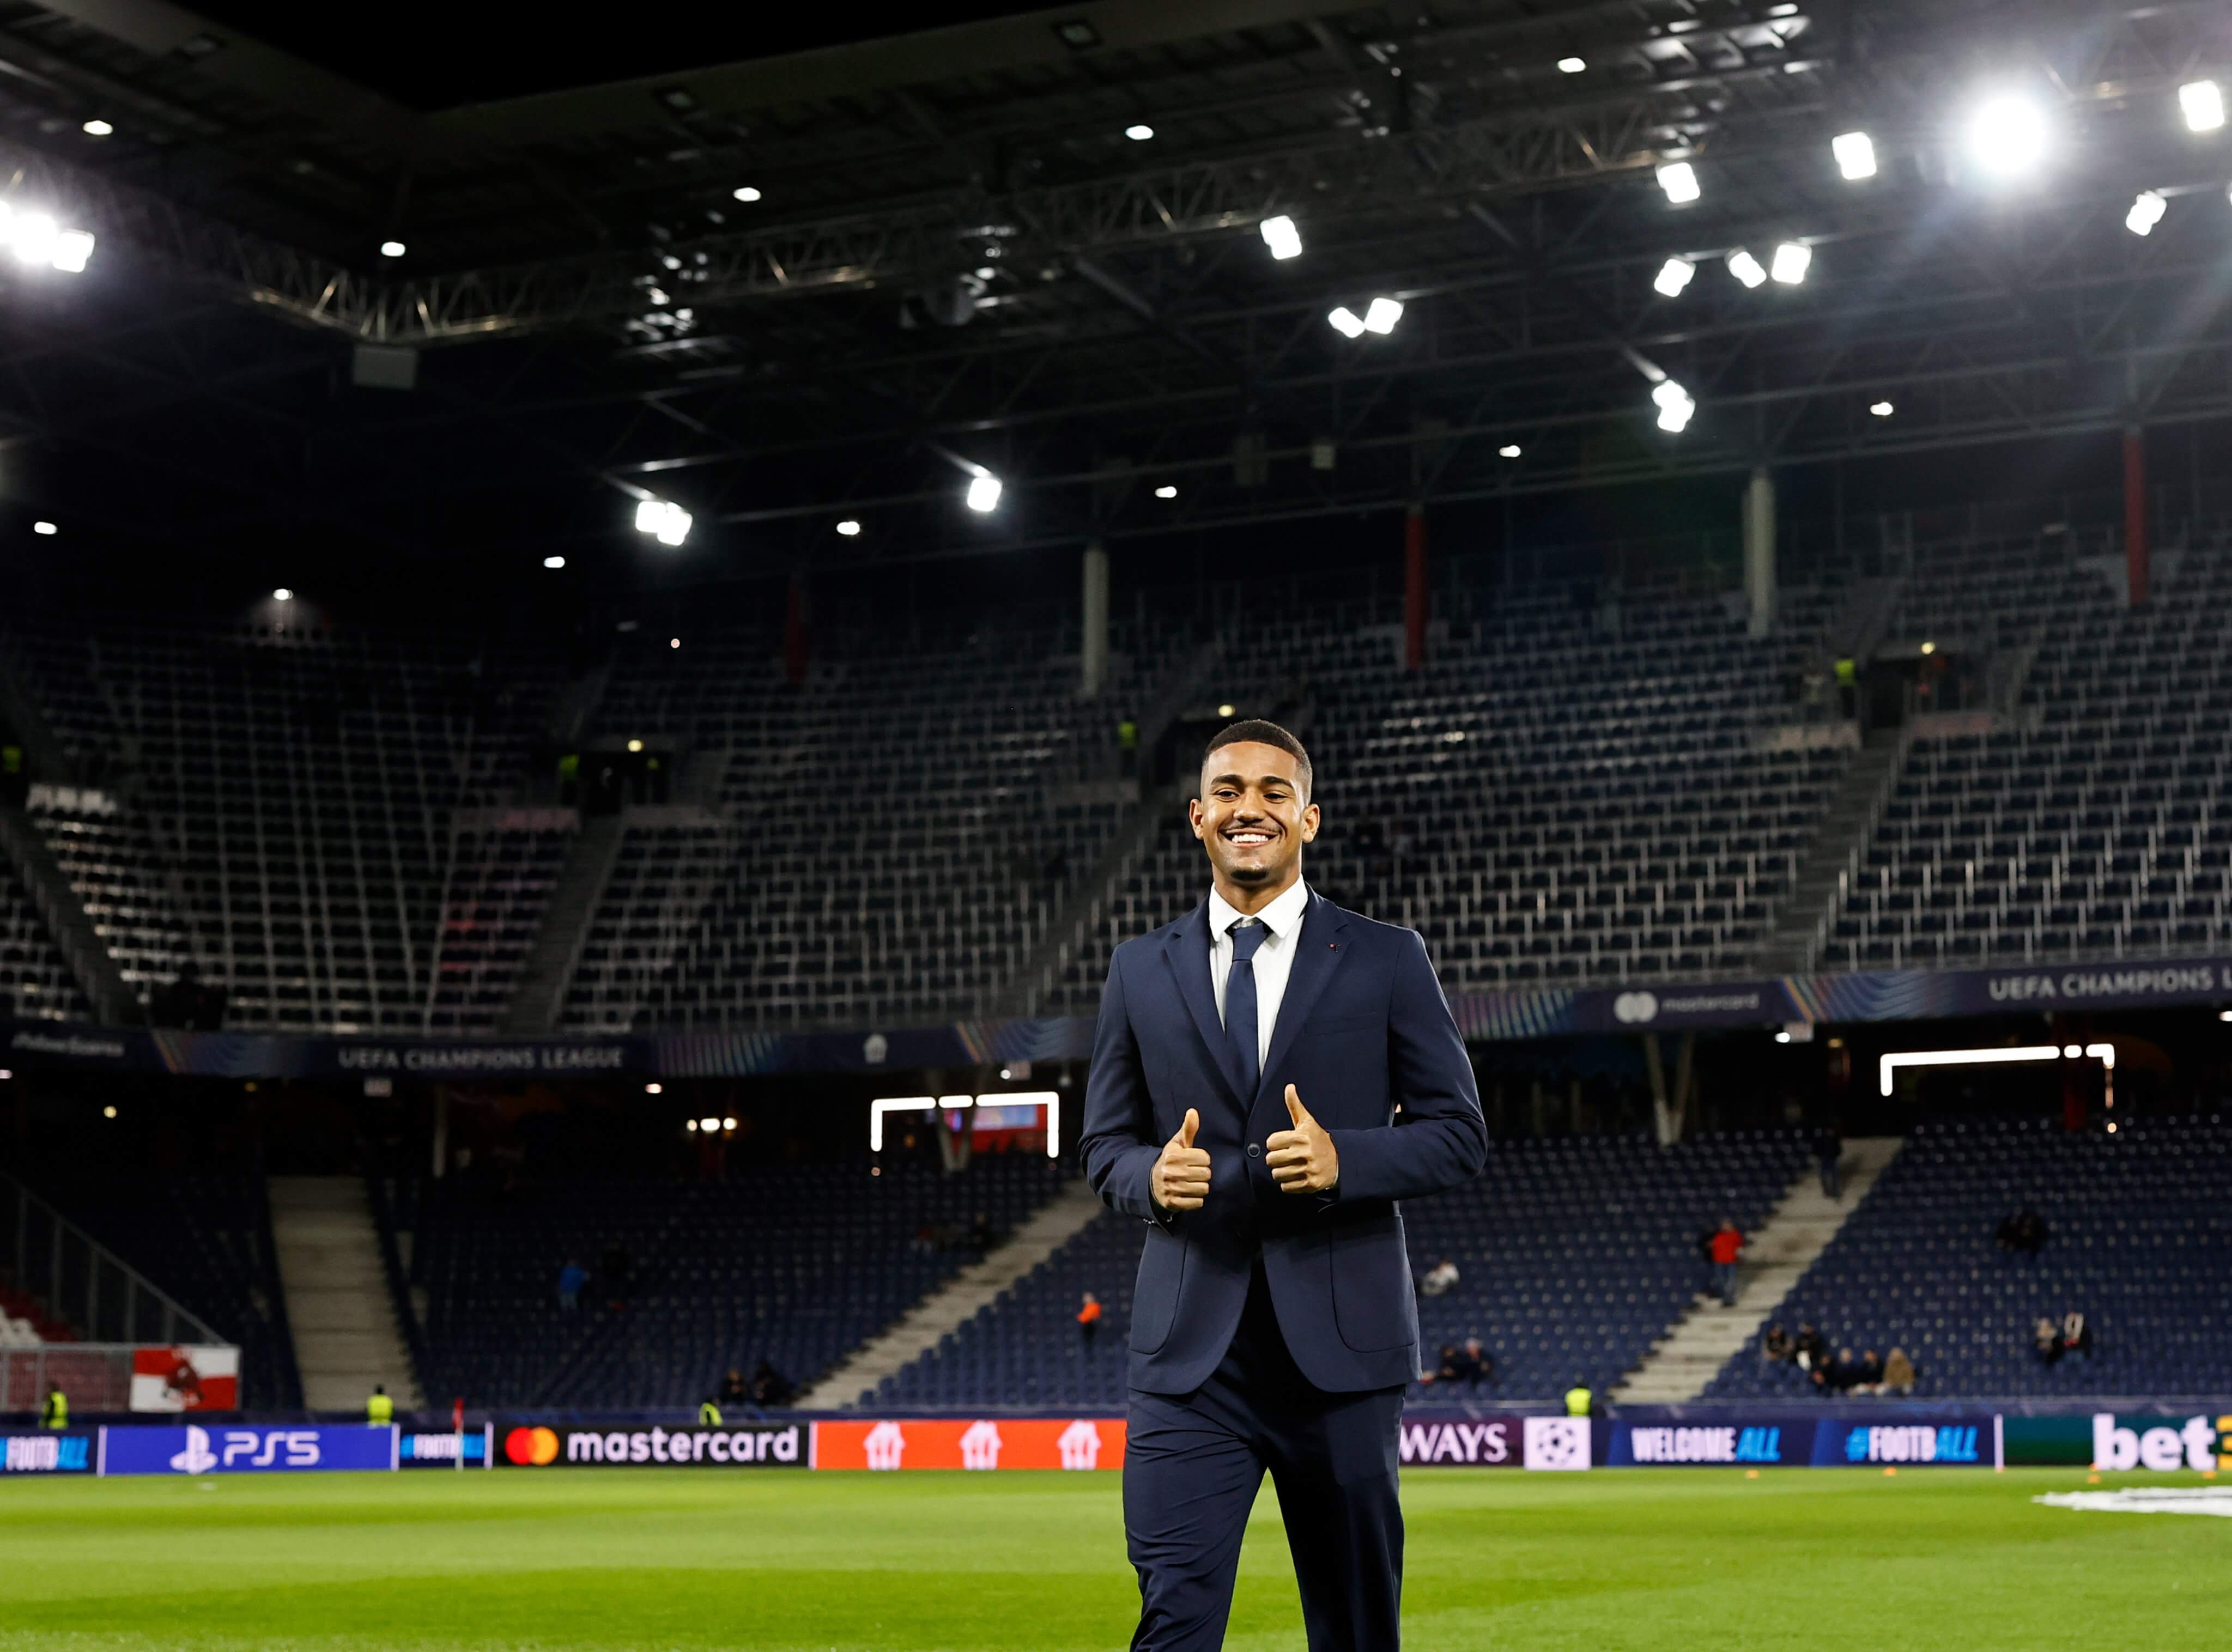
[814,1418,1124,1471]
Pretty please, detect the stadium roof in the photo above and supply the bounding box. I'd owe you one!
[0,0,2227,579]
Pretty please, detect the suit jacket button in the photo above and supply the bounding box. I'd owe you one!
[1247,1143,1262,1158]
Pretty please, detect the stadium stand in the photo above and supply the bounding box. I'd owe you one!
[558,620,1184,1030]
[391,1153,1070,1407]
[0,851,88,1021]
[426,820,573,1032]
[1702,1114,2232,1400]
[1816,534,2232,969]
[1,616,561,1032]
[21,1171,302,1410]
[871,1131,1808,1408]
[1041,578,1850,1013]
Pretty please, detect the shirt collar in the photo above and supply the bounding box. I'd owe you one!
[1209,878,1311,942]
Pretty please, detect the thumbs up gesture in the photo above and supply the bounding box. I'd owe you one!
[1267,1085,1339,1194]
[1151,1108,1212,1212]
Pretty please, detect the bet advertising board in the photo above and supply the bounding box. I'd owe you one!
[2001,1412,2232,1471]
[814,1418,1123,1470]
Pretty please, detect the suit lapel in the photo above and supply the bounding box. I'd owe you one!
[1164,901,1242,1105]
[1258,891,1350,1099]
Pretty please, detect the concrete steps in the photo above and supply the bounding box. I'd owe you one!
[268,1177,422,1412]
[796,1181,1108,1410]
[1612,1137,1903,1403]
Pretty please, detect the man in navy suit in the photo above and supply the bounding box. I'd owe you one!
[1079,719,1487,1651]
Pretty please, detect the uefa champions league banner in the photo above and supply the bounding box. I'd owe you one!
[102,1423,399,1475]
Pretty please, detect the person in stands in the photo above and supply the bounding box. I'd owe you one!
[1460,1336,1492,1390]
[1418,1256,1460,1297]
[1763,1322,1794,1363]
[40,1383,66,1430]
[750,1358,794,1407]
[718,1366,750,1410]
[1708,1218,1744,1306]
[2033,1317,2064,1366]
[366,1384,393,1427]
[1077,1291,1103,1350]
[1879,1347,1916,1395]
[2061,1311,2094,1359]
[1812,1121,1844,1199]
[557,1258,585,1313]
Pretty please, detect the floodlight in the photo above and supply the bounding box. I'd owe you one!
[669,637,681,649]
[965,473,1002,512]
[1831,130,1876,180]
[723,1117,737,1131]
[1725,248,1767,288]
[1217,703,1236,718]
[686,1119,697,1131]
[627,739,644,753]
[32,520,54,535]
[1653,256,1696,297]
[81,119,112,137]
[1966,93,2049,178]
[2180,80,2224,133]
[1770,241,1812,284]
[1362,296,1404,334]
[1919,640,1936,655]
[1870,400,1894,417]
[379,240,405,258]
[1259,214,1303,260]
[634,499,692,545]
[2125,190,2167,236]
[1154,484,1178,499]
[8,210,57,268]
[51,230,93,273]
[272,588,293,602]
[699,1115,720,1132]
[1498,444,1522,458]
[1124,123,1154,141]
[1656,161,1701,204]
[1557,57,1586,74]
[836,518,862,536]
[1327,306,1367,338]
[543,555,566,569]
[732,186,762,202]
[1652,379,1695,433]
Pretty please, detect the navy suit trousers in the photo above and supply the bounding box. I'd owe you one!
[1124,1261,1404,1652]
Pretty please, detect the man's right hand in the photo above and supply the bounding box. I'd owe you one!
[1151,1108,1211,1212]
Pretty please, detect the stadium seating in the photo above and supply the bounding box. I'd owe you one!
[0,853,87,1021]
[21,1171,302,1411]
[1,616,561,1031]
[870,1131,1808,1408]
[1817,535,2232,970]
[393,1152,1069,1407]
[559,620,1182,1030]
[426,822,573,1032]
[1043,580,1848,1013]
[1702,1114,2232,1400]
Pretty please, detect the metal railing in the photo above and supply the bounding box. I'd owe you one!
[0,1172,220,1348]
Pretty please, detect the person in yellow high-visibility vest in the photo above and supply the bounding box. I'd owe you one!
[699,1398,722,1427]
[367,1384,393,1426]
[1564,1381,1593,1419]
[40,1384,66,1429]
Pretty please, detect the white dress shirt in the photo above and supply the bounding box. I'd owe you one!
[1208,877,1312,1070]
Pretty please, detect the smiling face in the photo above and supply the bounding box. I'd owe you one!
[1190,738,1319,909]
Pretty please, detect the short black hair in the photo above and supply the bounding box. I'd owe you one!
[1201,719,1313,801]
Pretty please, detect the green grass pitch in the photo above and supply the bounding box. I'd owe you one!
[2,1467,2224,1650]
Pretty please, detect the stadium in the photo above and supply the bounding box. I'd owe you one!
[0,1,2228,1647]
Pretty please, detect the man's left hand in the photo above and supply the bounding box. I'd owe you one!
[1267,1084,1339,1194]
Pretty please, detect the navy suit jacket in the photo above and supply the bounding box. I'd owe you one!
[1077,887,1487,1395]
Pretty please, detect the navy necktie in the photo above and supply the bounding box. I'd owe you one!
[1224,919,1268,1099]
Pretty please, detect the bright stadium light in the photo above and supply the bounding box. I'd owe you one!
[835,518,862,536]
[379,240,405,258]
[1259,214,1303,260]
[1966,93,2050,179]
[698,1115,720,1132]
[732,185,762,202]
[1124,123,1154,141]
[634,499,692,545]
[1653,256,1697,297]
[1725,247,1768,288]
[542,555,566,569]
[272,588,293,602]
[1498,444,1522,458]
[1657,161,1701,204]
[1652,379,1695,432]
[0,203,94,272]
[32,520,55,535]
[2180,80,2224,133]
[1362,296,1404,334]
[1770,241,1812,284]
[1327,305,1367,338]
[1154,484,1178,499]
[965,473,1003,512]
[1871,400,1895,417]
[1832,130,1877,180]
[1557,56,1586,74]
[2125,190,2167,235]
[82,118,113,137]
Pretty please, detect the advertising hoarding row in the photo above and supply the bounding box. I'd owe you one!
[14,1411,2227,1477]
